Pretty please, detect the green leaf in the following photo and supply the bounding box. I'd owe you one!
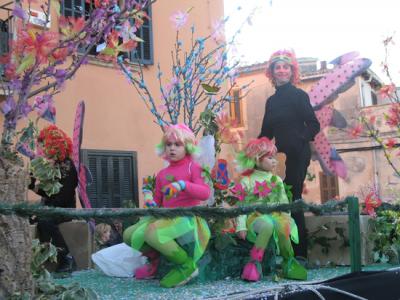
[201,83,220,94]
[16,54,36,74]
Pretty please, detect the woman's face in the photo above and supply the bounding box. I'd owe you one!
[272,61,292,86]
[165,139,186,161]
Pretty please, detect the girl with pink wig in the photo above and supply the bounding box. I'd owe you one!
[260,49,320,259]
[123,124,211,288]
[235,137,307,281]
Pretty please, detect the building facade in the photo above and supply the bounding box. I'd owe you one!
[232,58,398,203]
[0,0,224,207]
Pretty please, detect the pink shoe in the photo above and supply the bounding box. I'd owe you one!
[241,246,265,282]
[135,250,160,279]
[241,261,260,281]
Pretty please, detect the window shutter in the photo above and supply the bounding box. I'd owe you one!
[82,150,139,208]
[130,5,153,64]
[319,172,339,203]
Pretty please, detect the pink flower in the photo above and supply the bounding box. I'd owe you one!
[230,183,246,201]
[379,84,396,100]
[216,111,243,145]
[170,11,189,30]
[348,124,363,138]
[385,103,400,127]
[253,181,271,198]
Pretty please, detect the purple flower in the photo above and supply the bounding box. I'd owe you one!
[18,102,33,117]
[2,97,16,115]
[12,5,27,21]
[54,69,67,87]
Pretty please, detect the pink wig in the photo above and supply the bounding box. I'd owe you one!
[265,49,300,86]
[156,124,198,157]
[236,137,277,172]
[245,137,277,161]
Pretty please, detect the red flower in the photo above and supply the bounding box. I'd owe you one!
[386,138,397,150]
[37,125,72,161]
[364,191,382,217]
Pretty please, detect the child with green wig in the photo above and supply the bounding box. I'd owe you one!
[123,124,211,288]
[234,137,307,281]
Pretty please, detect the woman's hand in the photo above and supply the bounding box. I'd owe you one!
[237,230,247,240]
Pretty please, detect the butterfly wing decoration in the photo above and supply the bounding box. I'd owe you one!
[308,52,372,179]
[72,101,93,209]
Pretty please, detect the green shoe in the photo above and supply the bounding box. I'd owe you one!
[160,258,199,288]
[282,257,307,280]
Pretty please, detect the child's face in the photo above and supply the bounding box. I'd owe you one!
[165,139,186,162]
[257,154,277,172]
[101,230,111,242]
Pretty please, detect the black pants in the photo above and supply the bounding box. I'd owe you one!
[37,219,70,264]
[283,142,311,258]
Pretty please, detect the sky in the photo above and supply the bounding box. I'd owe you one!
[224,0,400,84]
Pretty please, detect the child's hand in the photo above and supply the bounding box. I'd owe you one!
[237,230,247,240]
[162,180,186,200]
[143,189,157,207]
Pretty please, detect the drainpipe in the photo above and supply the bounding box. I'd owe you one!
[372,147,380,196]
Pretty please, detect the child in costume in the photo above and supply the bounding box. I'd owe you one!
[123,124,211,288]
[234,137,307,281]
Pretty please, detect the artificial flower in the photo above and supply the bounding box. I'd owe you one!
[230,183,246,201]
[253,181,271,198]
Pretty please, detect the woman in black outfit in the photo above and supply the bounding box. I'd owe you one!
[259,50,320,259]
[29,125,78,272]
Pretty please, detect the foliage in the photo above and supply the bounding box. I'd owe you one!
[12,239,98,299]
[349,35,400,177]
[30,157,62,197]
[369,210,400,264]
[307,223,349,256]
[118,7,253,135]
[0,0,154,158]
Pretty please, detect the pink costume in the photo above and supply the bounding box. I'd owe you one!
[154,155,210,207]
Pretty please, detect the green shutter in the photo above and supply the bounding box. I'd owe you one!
[82,150,139,208]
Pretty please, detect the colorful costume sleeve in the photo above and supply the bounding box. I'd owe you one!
[183,162,210,201]
[153,173,163,206]
[236,215,247,232]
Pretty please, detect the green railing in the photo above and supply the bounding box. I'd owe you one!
[0,196,374,273]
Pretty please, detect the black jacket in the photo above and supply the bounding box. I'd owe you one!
[30,158,78,209]
[259,82,320,154]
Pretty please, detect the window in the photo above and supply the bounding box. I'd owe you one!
[229,88,244,127]
[60,1,153,64]
[360,80,378,107]
[0,19,9,56]
[319,172,339,203]
[82,150,139,208]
